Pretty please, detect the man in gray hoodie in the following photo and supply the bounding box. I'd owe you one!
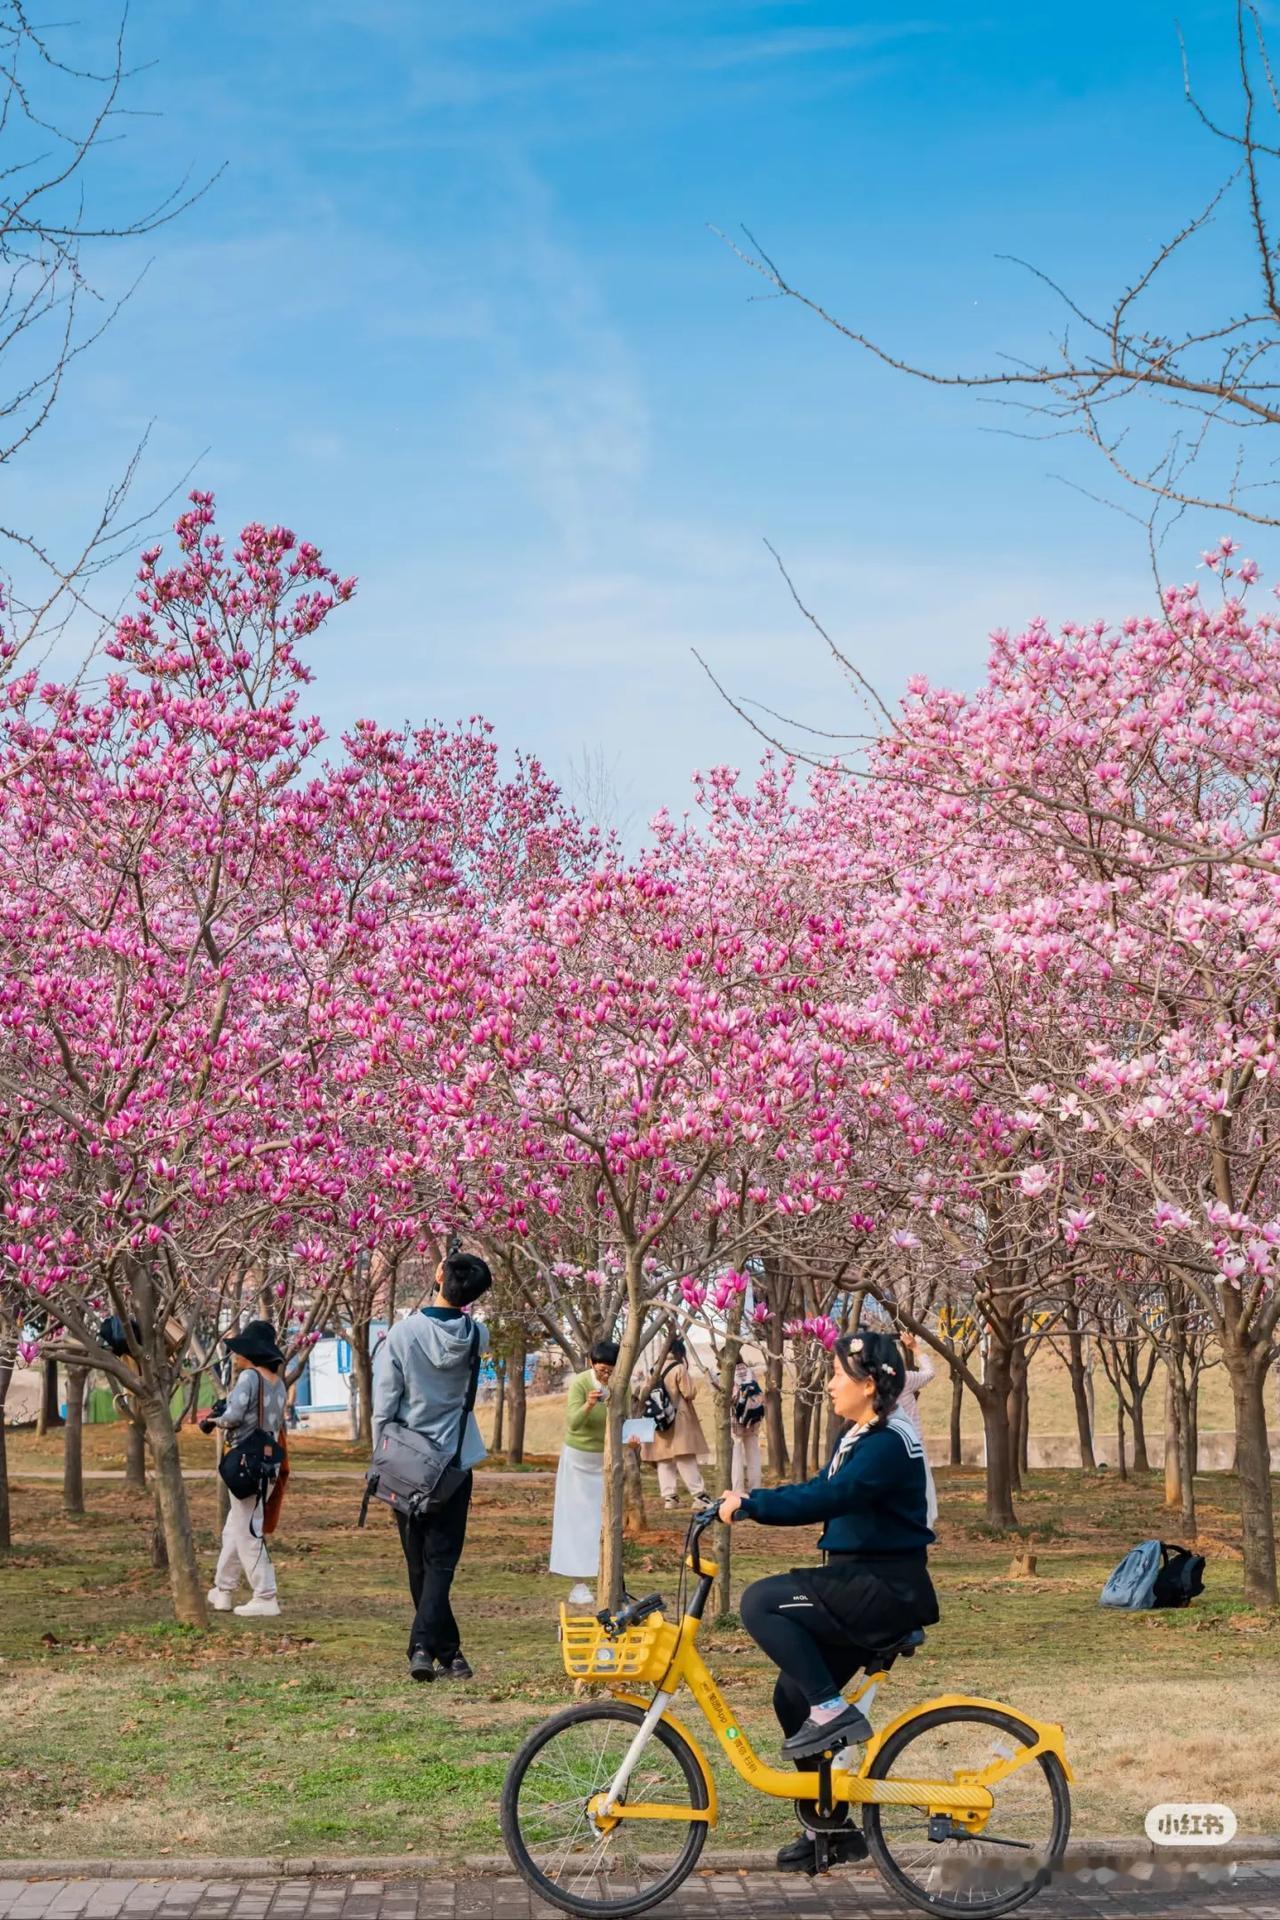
[372,1250,492,1683]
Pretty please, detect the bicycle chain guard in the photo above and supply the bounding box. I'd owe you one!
[794,1797,851,1833]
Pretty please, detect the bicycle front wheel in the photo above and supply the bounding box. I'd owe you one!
[501,1700,710,1919]
[863,1705,1071,1918]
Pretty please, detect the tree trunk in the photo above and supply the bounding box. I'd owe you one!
[600,1251,645,1609]
[0,1355,12,1551]
[764,1305,789,1481]
[1130,1393,1150,1473]
[1006,1366,1024,1495]
[63,1366,87,1515]
[1164,1373,1181,1509]
[1165,1364,1198,1535]
[792,1392,812,1488]
[150,1489,169,1570]
[492,1358,507,1456]
[822,1385,842,1467]
[712,1346,736,1623]
[141,1395,207,1625]
[622,1439,646,1535]
[508,1327,528,1464]
[1017,1366,1031,1478]
[124,1417,147,1489]
[711,1302,745,1622]
[1115,1402,1127,1482]
[1225,1347,1277,1608]
[352,1323,374,1452]
[1128,1349,1152,1473]
[1177,1387,1197,1537]
[810,1403,826,1480]
[1065,1303,1096,1471]
[36,1357,62,1435]
[1188,1370,1201,1477]
[949,1368,964,1468]
[979,1373,1018,1529]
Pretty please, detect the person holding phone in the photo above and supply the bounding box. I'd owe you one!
[641,1337,713,1511]
[550,1339,631,1606]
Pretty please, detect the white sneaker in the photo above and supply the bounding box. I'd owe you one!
[568,1584,595,1607]
[206,1588,234,1612]
[233,1596,281,1617]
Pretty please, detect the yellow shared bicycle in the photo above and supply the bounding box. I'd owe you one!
[501,1509,1073,1919]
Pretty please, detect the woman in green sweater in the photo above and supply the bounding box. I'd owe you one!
[550,1340,620,1606]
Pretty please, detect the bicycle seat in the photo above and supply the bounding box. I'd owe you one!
[854,1627,926,1667]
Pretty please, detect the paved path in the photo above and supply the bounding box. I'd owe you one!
[0,1868,1274,1920]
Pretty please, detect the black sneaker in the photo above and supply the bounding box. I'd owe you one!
[408,1649,435,1683]
[776,1829,868,1876]
[780,1703,873,1759]
[434,1652,473,1681]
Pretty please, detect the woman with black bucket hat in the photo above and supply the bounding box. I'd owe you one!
[201,1318,288,1617]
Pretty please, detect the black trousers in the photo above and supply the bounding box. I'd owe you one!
[741,1561,934,1737]
[395,1471,473,1659]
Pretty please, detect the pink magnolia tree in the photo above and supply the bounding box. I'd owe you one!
[858,559,1280,1600]
[0,496,378,1619]
[398,769,859,1603]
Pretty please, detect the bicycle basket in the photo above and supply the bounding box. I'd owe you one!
[559,1606,679,1685]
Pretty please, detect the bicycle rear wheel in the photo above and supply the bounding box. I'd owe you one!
[501,1700,709,1919]
[863,1705,1071,1918]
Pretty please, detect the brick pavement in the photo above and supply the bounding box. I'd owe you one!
[1,1867,1276,1920]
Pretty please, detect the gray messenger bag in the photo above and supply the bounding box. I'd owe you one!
[359,1322,481,1526]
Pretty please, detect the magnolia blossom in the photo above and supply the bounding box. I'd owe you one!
[1061,1208,1095,1247]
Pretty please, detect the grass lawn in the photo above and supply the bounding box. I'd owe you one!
[2,1446,1279,1862]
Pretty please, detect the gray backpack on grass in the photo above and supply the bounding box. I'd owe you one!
[1100,1538,1205,1611]
[1099,1539,1163,1610]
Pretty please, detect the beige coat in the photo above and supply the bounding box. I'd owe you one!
[642,1363,712,1465]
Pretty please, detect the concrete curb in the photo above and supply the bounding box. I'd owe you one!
[3,1839,1278,1880]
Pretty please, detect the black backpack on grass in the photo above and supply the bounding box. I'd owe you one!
[1100,1538,1205,1611]
[1151,1543,1206,1609]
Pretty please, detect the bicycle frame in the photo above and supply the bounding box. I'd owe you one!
[591,1563,1072,1832]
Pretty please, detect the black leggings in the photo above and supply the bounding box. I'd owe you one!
[741,1565,927,1741]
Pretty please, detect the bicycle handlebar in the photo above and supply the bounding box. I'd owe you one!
[686,1501,720,1577]
[603,1590,666,1635]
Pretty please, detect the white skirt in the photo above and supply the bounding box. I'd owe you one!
[550,1445,604,1578]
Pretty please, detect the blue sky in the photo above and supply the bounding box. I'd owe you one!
[23,0,1265,832]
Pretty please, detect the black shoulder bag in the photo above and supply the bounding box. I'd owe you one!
[219,1373,284,1504]
[360,1323,481,1526]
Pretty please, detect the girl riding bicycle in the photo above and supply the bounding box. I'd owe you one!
[718,1329,938,1876]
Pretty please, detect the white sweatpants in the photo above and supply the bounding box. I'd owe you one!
[732,1429,763,1493]
[656,1456,706,1501]
[214,1492,277,1599]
